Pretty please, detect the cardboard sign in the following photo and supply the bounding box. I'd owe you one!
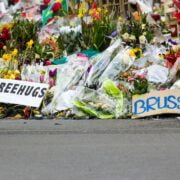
[0,79,49,107]
[132,89,180,118]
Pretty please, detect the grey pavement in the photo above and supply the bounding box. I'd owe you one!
[0,119,180,180]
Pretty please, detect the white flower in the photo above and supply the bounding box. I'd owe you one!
[152,37,158,44]
[76,25,82,34]
[129,35,136,41]
[122,52,132,65]
[142,24,146,30]
[83,16,93,25]
[143,32,147,36]
[139,35,147,44]
[161,16,165,22]
[122,33,129,40]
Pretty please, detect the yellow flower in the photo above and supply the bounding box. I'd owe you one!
[9,74,15,80]
[7,70,12,75]
[104,8,108,14]
[78,13,83,18]
[128,49,136,57]
[2,53,12,61]
[89,9,93,15]
[118,16,123,21]
[4,75,10,79]
[159,54,165,59]
[128,48,142,58]
[134,48,142,53]
[14,114,22,119]
[14,70,20,76]
[166,50,170,55]
[97,8,102,13]
[78,2,87,18]
[27,40,34,49]
[4,23,13,30]
[0,23,13,32]
[2,54,7,60]
[11,48,18,56]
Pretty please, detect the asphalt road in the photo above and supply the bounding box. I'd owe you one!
[0,119,180,180]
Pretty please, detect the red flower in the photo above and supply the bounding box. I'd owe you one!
[172,0,180,8]
[92,2,98,9]
[15,77,21,80]
[22,12,26,17]
[52,2,62,13]
[23,107,31,119]
[1,33,7,41]
[2,28,9,34]
[166,54,177,68]
[6,32,11,40]
[1,28,11,41]
[47,17,54,23]
[40,5,48,13]
[44,60,52,66]
[0,42,4,49]
[13,0,19,3]
[173,11,180,23]
[176,53,180,59]
[44,0,51,5]
[151,14,161,21]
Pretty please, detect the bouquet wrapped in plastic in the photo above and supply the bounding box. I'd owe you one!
[85,39,122,88]
[73,79,129,119]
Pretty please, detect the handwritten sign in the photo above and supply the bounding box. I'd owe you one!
[0,79,49,107]
[132,89,180,118]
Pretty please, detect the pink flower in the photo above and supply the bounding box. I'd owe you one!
[40,75,45,83]
[49,78,55,87]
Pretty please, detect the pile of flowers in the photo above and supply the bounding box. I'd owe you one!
[120,13,155,47]
[0,0,179,119]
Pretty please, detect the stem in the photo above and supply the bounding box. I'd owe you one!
[22,48,28,66]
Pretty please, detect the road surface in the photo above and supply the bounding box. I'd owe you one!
[0,119,180,180]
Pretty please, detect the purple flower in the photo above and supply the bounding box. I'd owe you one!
[49,68,57,77]
[168,39,178,45]
[111,31,118,37]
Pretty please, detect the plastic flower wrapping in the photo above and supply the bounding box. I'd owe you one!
[0,0,179,119]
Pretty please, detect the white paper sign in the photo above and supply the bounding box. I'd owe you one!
[0,79,49,107]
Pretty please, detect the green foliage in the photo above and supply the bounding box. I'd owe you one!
[133,78,148,95]
[82,18,116,52]
[121,14,155,44]
[34,43,54,59]
[11,20,39,51]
